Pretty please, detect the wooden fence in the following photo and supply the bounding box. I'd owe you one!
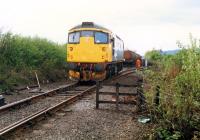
[96,81,145,111]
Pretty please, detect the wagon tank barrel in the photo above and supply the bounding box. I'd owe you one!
[123,50,142,68]
[124,50,142,61]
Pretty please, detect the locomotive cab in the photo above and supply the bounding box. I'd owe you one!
[67,22,124,81]
[67,30,112,63]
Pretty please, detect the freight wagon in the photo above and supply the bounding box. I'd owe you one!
[67,22,124,81]
[123,50,142,68]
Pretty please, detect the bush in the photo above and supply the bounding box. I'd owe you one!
[144,36,200,139]
[0,31,66,92]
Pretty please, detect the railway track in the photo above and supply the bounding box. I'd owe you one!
[115,68,136,79]
[0,68,136,137]
[0,82,78,113]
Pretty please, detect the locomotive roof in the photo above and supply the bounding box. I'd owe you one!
[69,22,111,32]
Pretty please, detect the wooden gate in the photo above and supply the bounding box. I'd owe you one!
[96,82,145,111]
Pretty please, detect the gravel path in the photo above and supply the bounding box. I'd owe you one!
[5,73,153,140]
[7,93,152,140]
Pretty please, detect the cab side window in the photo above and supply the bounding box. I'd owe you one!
[68,32,80,43]
[94,32,108,44]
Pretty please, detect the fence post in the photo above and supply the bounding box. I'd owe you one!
[137,83,146,111]
[96,81,100,109]
[116,83,119,110]
[154,85,160,106]
[136,86,141,112]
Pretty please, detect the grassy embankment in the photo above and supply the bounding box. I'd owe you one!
[0,31,66,92]
[144,36,200,139]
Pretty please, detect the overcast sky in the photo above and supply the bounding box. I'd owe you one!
[0,0,200,55]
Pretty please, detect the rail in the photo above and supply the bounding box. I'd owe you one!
[0,82,78,113]
[0,85,96,137]
[0,68,136,137]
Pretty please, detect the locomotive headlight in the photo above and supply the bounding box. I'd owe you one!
[69,47,73,51]
[102,47,106,52]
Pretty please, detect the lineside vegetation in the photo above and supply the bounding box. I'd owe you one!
[144,35,200,139]
[0,31,66,92]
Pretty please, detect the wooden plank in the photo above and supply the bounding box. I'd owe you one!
[99,92,138,96]
[98,100,136,105]
[99,86,137,94]
[119,84,139,87]
[102,84,139,87]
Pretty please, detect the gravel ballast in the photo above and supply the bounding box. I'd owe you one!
[0,95,67,130]
[3,80,72,104]
[5,73,153,140]
[8,93,152,140]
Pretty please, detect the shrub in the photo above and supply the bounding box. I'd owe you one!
[144,36,200,139]
[0,31,66,92]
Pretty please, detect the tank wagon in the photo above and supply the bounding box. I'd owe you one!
[123,50,142,67]
[67,22,124,81]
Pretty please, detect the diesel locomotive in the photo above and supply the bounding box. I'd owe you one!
[67,22,124,81]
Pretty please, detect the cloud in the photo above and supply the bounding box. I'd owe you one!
[0,0,200,55]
